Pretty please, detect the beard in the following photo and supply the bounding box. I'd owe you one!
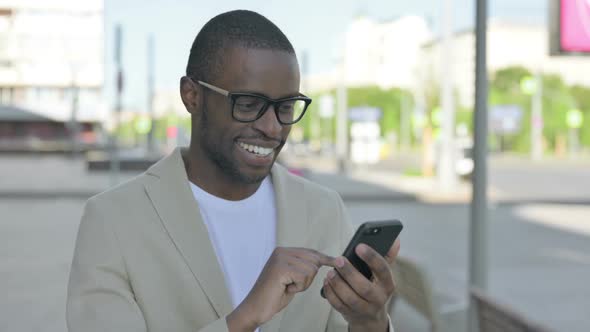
[198,104,272,185]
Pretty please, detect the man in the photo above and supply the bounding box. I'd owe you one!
[67,10,399,332]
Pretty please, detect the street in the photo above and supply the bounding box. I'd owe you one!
[348,201,590,332]
[489,155,590,202]
[1,154,589,331]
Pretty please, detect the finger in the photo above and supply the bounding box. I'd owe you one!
[384,238,401,265]
[332,256,382,303]
[288,248,337,268]
[355,244,395,293]
[322,277,351,316]
[286,256,319,287]
[317,253,337,267]
[326,269,372,313]
[286,266,312,293]
[286,283,299,294]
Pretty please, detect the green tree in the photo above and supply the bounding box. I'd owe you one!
[489,66,532,152]
[299,87,413,145]
[541,74,576,150]
[347,86,408,138]
[570,85,590,147]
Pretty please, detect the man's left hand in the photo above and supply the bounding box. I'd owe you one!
[323,239,400,332]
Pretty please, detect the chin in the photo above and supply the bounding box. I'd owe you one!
[238,165,273,184]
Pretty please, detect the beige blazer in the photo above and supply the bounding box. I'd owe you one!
[67,148,392,332]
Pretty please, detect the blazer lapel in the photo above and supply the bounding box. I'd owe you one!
[144,148,233,318]
[261,164,308,332]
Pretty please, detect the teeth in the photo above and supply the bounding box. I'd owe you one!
[238,142,273,156]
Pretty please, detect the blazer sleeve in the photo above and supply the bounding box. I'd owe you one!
[324,194,395,332]
[67,198,147,332]
[67,198,231,332]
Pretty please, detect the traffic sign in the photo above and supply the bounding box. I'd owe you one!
[348,107,381,122]
[490,105,523,134]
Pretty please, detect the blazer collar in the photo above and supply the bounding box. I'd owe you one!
[144,147,308,329]
[144,148,233,317]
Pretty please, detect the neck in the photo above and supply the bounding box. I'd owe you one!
[182,146,263,201]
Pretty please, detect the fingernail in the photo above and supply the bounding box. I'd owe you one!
[357,243,367,254]
[328,270,336,279]
[336,257,345,268]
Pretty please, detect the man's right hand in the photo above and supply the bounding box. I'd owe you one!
[226,247,336,331]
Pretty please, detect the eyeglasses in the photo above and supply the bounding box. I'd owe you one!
[190,77,312,125]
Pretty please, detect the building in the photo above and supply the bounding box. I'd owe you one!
[0,0,104,123]
[0,104,101,152]
[420,20,590,108]
[153,89,188,119]
[344,15,432,89]
[307,15,433,92]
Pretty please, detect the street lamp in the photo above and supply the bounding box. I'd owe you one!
[438,0,457,191]
[566,108,584,157]
[520,74,543,160]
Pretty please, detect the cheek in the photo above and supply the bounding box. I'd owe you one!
[281,126,292,140]
[217,127,236,148]
[203,104,237,143]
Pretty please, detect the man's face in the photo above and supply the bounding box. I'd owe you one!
[196,47,300,184]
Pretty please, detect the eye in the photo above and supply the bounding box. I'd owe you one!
[235,96,264,112]
[279,101,295,113]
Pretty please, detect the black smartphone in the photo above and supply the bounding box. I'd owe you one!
[321,220,403,298]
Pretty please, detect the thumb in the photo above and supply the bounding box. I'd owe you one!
[385,238,401,265]
[286,283,299,294]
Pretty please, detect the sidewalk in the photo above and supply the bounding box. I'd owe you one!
[285,153,590,205]
[305,170,417,202]
[0,153,480,205]
[284,154,490,204]
[0,153,417,201]
[0,155,136,198]
[0,153,462,204]
[3,152,580,205]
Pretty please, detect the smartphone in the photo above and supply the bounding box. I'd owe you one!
[321,219,403,298]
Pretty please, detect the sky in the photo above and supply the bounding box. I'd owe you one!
[104,0,548,111]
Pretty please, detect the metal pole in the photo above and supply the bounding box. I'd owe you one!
[111,24,123,186]
[336,58,348,172]
[400,93,411,151]
[302,51,320,152]
[531,71,543,160]
[438,0,457,191]
[147,34,155,155]
[470,0,489,331]
[69,83,80,156]
[301,50,308,93]
[568,127,579,158]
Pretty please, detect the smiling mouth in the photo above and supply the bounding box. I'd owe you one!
[237,141,274,157]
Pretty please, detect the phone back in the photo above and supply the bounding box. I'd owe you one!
[343,220,403,279]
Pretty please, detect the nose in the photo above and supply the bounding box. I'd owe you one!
[253,104,283,138]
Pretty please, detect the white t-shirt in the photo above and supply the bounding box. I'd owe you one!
[189,177,277,318]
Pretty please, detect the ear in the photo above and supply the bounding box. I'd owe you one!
[180,76,201,116]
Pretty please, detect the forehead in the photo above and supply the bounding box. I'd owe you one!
[217,47,300,98]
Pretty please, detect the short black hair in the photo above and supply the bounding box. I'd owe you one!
[186,10,296,82]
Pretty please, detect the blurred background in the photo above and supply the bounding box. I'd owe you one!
[1,0,589,331]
